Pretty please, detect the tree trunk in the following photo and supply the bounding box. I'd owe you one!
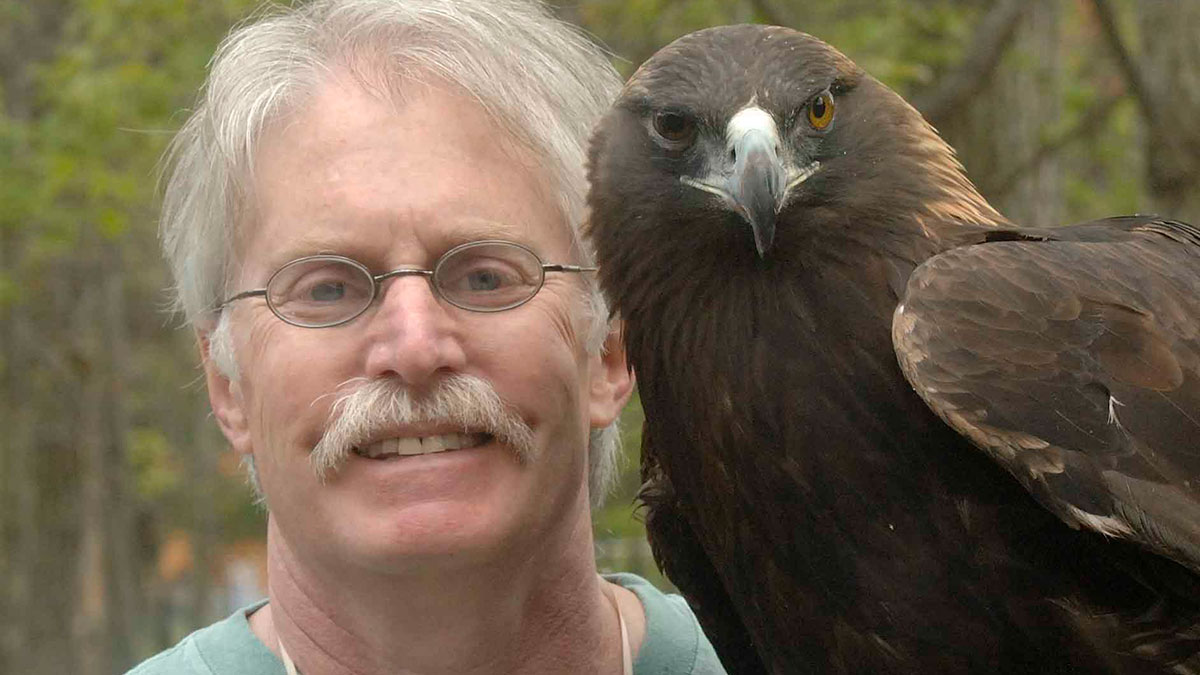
[0,229,38,674]
[75,239,112,674]
[101,239,138,671]
[0,1,68,667]
[942,1,1064,226]
[71,234,140,674]
[0,1,76,666]
[1137,1,1200,222]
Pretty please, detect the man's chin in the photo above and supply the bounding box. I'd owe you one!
[325,440,534,523]
[331,493,540,574]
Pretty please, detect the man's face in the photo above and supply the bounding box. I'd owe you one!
[205,76,623,575]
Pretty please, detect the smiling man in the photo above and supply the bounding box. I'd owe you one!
[127,1,725,674]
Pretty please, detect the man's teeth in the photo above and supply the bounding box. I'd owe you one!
[354,433,488,459]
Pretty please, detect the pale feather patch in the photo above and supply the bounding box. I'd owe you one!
[727,105,779,147]
[1064,505,1134,538]
[1107,394,1126,430]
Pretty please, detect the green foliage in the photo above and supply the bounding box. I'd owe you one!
[1,2,264,666]
[1064,98,1144,218]
[0,272,16,309]
[129,427,180,501]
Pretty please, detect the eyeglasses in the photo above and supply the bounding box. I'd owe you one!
[217,239,597,328]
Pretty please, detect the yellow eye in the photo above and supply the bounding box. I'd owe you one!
[807,90,835,130]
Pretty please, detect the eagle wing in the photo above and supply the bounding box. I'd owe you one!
[894,216,1200,572]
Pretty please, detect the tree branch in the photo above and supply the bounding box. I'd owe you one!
[1087,0,1156,128]
[1089,0,1200,192]
[988,92,1124,200]
[912,0,1034,126]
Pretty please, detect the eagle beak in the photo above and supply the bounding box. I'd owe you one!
[679,106,820,258]
[730,127,785,257]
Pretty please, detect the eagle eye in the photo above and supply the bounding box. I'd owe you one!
[651,111,697,146]
[807,90,835,130]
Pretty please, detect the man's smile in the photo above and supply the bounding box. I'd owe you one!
[352,432,493,459]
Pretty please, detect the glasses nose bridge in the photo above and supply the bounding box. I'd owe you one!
[372,267,437,305]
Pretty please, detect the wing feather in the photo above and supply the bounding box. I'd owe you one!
[894,217,1200,571]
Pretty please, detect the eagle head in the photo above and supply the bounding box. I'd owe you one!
[588,25,870,261]
[587,24,999,278]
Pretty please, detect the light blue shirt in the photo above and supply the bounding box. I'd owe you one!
[127,573,727,674]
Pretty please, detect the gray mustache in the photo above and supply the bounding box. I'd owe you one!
[310,374,536,480]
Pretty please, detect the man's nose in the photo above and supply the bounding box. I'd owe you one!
[362,276,467,386]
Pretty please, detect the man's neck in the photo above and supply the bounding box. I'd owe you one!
[248,512,644,675]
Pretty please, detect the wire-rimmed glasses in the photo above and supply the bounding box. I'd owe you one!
[217,239,597,328]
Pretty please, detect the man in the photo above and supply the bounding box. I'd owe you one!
[128,1,727,673]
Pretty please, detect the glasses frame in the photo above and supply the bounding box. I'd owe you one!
[217,239,597,329]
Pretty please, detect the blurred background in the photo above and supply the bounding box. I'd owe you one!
[1,0,1198,672]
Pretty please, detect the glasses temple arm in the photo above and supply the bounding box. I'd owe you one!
[215,288,268,310]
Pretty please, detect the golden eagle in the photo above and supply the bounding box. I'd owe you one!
[587,25,1200,674]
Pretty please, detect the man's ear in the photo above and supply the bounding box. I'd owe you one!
[588,321,635,429]
[198,331,253,457]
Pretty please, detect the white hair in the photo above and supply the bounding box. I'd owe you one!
[163,0,625,506]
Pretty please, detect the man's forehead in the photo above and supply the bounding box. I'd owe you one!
[258,217,559,264]
[248,72,555,212]
[234,76,574,276]
[254,76,449,167]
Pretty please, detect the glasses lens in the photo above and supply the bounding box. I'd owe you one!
[267,257,374,327]
[434,242,544,311]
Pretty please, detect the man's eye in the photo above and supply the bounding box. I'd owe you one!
[271,261,369,307]
[308,281,347,302]
[444,261,523,293]
[465,268,507,291]
[434,243,543,310]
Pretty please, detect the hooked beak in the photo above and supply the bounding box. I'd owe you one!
[680,106,819,258]
[731,127,784,257]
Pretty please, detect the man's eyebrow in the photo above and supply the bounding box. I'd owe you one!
[251,218,542,273]
[439,219,530,243]
[265,235,360,265]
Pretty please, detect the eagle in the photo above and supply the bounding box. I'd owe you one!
[586,24,1200,674]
